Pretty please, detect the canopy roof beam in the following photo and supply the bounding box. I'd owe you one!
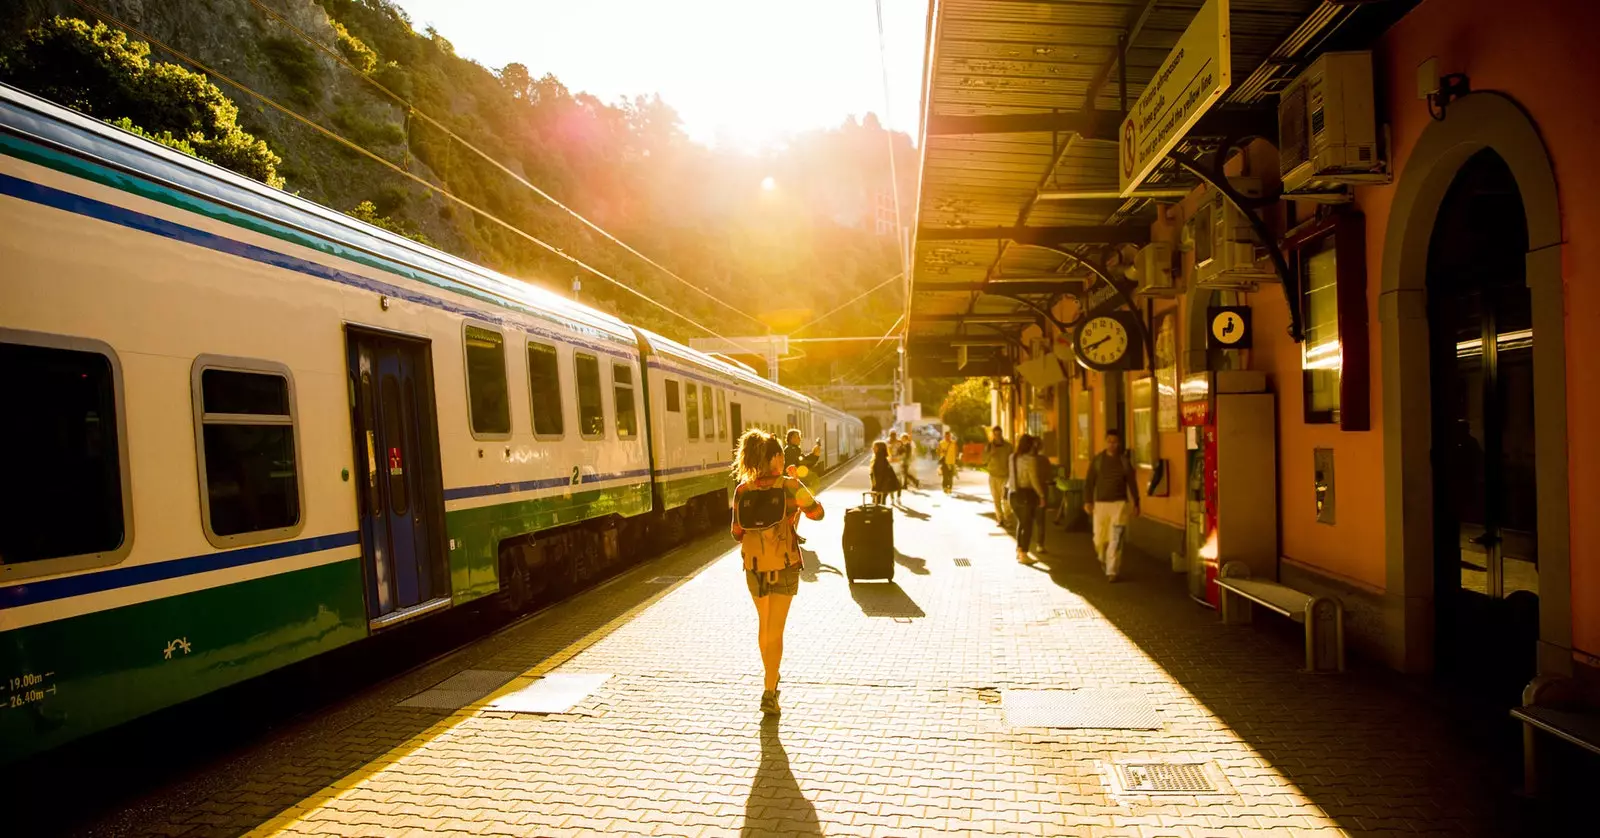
[918,225,1150,246]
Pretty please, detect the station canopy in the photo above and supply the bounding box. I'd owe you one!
[907,0,1403,378]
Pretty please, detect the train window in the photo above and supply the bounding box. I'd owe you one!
[685,382,700,439]
[717,390,727,440]
[381,374,408,516]
[191,357,303,547]
[701,384,714,440]
[665,379,681,412]
[527,341,564,438]
[0,334,130,575]
[613,363,638,439]
[730,402,742,437]
[463,324,510,438]
[574,353,605,438]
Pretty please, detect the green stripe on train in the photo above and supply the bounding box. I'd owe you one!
[661,471,733,511]
[0,558,365,762]
[444,482,654,602]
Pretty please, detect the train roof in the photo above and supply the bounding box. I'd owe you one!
[0,84,640,345]
[0,84,861,428]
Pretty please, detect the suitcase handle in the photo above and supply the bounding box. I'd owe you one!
[862,492,875,506]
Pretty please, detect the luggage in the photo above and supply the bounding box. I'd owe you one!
[843,492,894,583]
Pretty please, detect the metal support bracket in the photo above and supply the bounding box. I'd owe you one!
[1168,150,1304,343]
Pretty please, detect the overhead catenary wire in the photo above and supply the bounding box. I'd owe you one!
[788,272,902,337]
[245,0,768,333]
[874,0,914,400]
[838,312,905,383]
[66,0,734,342]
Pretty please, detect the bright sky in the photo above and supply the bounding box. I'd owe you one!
[393,0,929,150]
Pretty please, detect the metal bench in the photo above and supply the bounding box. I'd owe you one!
[1512,675,1600,796]
[1216,562,1345,673]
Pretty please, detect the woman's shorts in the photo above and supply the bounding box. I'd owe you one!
[746,566,801,598]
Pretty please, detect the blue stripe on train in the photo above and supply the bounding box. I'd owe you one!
[0,531,361,610]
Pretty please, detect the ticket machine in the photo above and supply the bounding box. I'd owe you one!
[1181,370,1279,607]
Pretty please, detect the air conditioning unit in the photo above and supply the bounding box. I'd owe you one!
[1130,242,1178,297]
[1278,51,1389,195]
[1192,188,1278,290]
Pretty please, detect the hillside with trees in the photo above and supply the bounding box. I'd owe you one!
[0,0,917,391]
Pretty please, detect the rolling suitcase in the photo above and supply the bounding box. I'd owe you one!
[843,493,894,583]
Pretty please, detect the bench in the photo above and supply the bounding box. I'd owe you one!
[1216,562,1345,673]
[1512,675,1600,796]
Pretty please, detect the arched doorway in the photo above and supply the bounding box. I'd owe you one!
[1426,150,1540,698]
[1379,92,1569,684]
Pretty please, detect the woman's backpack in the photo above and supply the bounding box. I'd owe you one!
[735,479,797,573]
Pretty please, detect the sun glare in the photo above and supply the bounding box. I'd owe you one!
[760,176,777,191]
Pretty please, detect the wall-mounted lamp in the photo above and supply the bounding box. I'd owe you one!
[1418,58,1471,122]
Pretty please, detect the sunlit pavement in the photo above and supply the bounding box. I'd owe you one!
[83,463,1534,837]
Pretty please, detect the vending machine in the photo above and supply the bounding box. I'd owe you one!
[1181,370,1279,607]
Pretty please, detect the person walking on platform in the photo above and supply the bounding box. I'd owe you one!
[898,432,921,494]
[869,441,900,506]
[732,429,824,717]
[1008,434,1050,565]
[936,430,960,494]
[783,429,821,544]
[1084,430,1140,582]
[984,426,1014,529]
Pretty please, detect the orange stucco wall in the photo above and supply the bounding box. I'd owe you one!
[1372,0,1600,657]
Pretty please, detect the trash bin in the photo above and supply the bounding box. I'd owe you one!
[1057,477,1087,531]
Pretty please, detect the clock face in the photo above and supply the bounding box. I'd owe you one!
[1077,316,1130,368]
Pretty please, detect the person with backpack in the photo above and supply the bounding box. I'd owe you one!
[869,440,900,506]
[1084,429,1141,582]
[1007,434,1050,565]
[732,429,825,717]
[897,432,921,495]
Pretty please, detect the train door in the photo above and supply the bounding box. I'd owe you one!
[347,328,449,627]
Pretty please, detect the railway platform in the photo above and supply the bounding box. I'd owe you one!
[56,463,1545,837]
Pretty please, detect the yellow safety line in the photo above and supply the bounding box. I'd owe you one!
[244,563,708,836]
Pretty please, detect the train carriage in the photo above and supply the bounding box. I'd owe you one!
[0,84,861,760]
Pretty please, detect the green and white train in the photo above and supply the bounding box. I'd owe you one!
[0,84,863,761]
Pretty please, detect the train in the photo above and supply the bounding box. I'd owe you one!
[0,83,863,760]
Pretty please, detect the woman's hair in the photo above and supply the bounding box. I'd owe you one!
[1016,434,1036,455]
[733,429,783,483]
[873,440,889,459]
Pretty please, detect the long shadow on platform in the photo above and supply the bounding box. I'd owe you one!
[742,718,822,837]
[1025,522,1544,836]
[849,581,925,618]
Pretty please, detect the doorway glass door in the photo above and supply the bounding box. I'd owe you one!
[1427,150,1539,688]
[349,331,447,625]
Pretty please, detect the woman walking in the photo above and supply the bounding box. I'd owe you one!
[1008,434,1050,565]
[731,429,824,717]
[898,432,921,493]
[870,440,900,505]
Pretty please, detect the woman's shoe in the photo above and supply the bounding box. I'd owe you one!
[760,689,781,717]
[1016,551,1035,565]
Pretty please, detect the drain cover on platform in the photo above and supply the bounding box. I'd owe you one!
[953,558,972,567]
[1001,689,1161,729]
[487,672,611,714]
[398,669,518,709]
[1104,760,1232,796]
[646,575,684,584]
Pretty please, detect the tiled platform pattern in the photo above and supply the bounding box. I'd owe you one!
[79,465,1533,837]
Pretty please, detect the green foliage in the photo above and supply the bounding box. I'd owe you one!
[332,104,404,147]
[0,17,285,188]
[347,200,431,245]
[940,378,992,444]
[261,36,320,104]
[330,20,376,75]
[105,116,200,158]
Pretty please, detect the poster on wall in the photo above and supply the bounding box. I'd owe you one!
[1155,311,1179,432]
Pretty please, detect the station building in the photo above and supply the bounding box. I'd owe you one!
[907,0,1600,702]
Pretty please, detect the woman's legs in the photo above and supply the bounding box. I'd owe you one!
[1013,491,1037,561]
[757,593,794,691]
